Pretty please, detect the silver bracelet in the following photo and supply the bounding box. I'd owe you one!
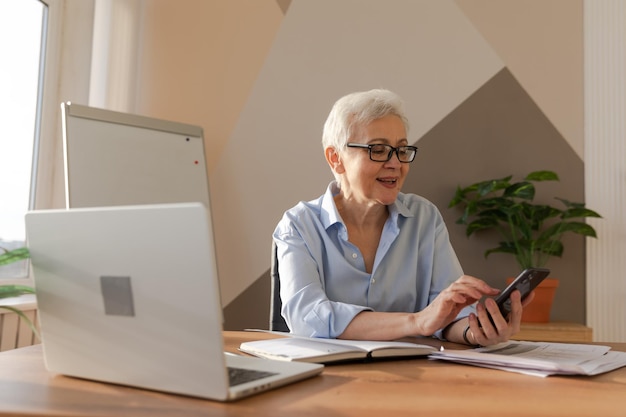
[462,325,479,347]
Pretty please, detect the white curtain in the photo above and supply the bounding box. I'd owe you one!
[89,0,142,112]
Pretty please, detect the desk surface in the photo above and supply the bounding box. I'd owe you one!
[514,321,593,343]
[1,332,625,417]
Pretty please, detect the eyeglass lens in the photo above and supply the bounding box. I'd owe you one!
[370,144,416,162]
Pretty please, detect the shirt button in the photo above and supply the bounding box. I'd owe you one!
[352,253,358,259]
[371,278,376,284]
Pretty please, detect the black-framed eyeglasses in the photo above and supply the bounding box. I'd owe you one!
[346,143,418,163]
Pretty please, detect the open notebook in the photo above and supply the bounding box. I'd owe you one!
[25,203,322,401]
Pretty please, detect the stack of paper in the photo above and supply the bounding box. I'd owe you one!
[429,341,626,377]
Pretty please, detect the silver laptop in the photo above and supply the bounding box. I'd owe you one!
[25,203,322,401]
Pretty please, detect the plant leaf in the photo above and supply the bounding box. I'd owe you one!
[0,305,39,338]
[539,221,598,240]
[503,182,535,200]
[0,247,30,266]
[476,176,512,197]
[536,239,564,257]
[466,218,500,236]
[525,170,559,181]
[561,206,603,219]
[555,197,585,208]
[0,285,36,299]
[448,186,465,208]
[448,170,602,271]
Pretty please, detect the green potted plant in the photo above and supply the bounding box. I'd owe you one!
[0,246,38,336]
[448,170,602,322]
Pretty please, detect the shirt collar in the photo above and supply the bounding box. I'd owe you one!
[320,181,414,231]
[320,181,342,230]
[393,193,414,218]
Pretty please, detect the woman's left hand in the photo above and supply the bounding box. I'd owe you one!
[465,289,535,346]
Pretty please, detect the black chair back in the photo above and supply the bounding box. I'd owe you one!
[269,242,290,332]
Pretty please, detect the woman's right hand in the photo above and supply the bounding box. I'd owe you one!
[413,275,500,336]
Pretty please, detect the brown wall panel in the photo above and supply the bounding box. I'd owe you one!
[224,269,271,330]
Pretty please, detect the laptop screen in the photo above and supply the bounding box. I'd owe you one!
[61,102,210,209]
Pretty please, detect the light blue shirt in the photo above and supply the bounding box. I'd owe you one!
[273,181,475,339]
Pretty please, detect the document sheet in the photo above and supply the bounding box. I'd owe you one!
[429,341,626,377]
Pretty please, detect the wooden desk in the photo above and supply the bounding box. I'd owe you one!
[0,332,625,417]
[513,321,593,343]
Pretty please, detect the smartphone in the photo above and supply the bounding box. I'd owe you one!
[486,267,550,325]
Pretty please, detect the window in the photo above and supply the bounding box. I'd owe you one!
[0,1,46,280]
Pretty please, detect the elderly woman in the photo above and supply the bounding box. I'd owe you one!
[273,89,531,346]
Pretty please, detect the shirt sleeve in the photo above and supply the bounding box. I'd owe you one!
[428,211,476,339]
[273,228,372,338]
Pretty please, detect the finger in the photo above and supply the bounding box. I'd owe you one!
[506,291,524,334]
[477,301,500,337]
[509,290,523,313]
[437,286,479,308]
[444,283,483,302]
[520,290,535,307]
[447,278,499,302]
[455,275,501,295]
[467,314,486,346]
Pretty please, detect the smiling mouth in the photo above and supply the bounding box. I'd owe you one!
[378,178,397,185]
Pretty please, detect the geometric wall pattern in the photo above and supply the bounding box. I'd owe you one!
[219,0,585,329]
[127,0,584,330]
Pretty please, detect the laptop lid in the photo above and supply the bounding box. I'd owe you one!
[25,203,322,401]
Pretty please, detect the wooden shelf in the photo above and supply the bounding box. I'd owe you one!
[512,322,592,343]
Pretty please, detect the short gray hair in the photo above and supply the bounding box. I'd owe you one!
[322,89,409,151]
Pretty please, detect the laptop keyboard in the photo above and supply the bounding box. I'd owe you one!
[228,366,278,387]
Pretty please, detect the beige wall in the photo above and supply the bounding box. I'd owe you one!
[135,0,284,172]
[456,0,584,159]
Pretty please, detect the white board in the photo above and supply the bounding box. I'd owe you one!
[61,102,210,209]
